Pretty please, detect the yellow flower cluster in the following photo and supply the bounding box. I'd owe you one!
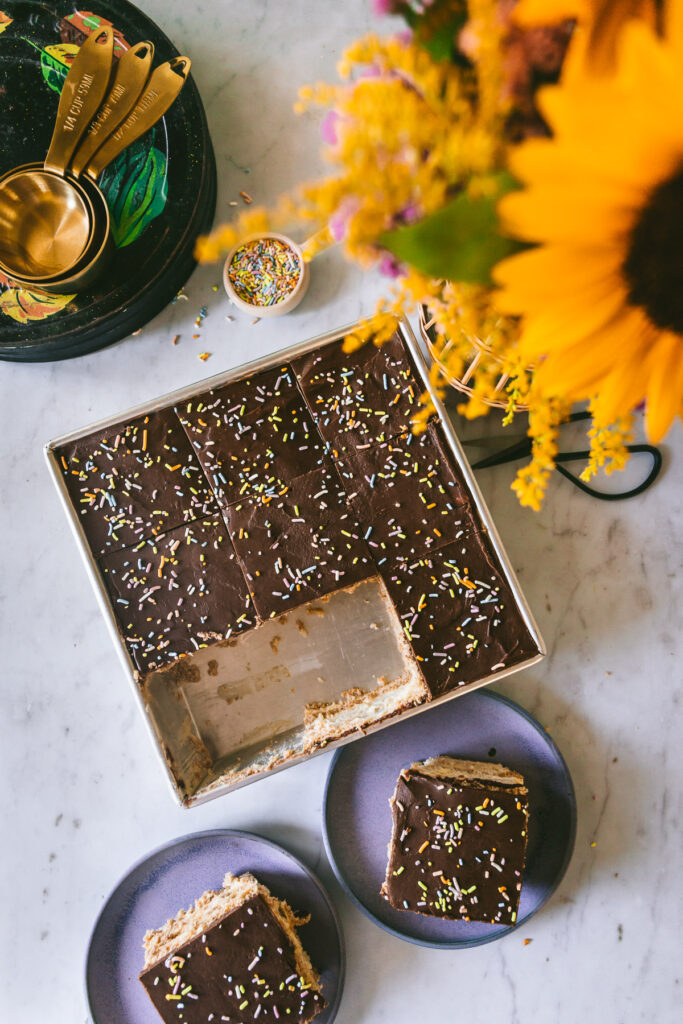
[194,1,660,511]
[295,30,504,267]
[195,207,272,264]
[579,405,634,483]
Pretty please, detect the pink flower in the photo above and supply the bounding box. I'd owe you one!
[321,110,340,145]
[378,253,403,278]
[329,198,360,241]
[371,0,395,15]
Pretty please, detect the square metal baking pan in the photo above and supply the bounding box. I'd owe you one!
[45,317,545,806]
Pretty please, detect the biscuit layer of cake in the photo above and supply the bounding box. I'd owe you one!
[176,364,325,508]
[224,464,373,618]
[100,515,255,673]
[140,872,325,1024]
[335,424,472,564]
[381,757,529,924]
[292,332,421,454]
[56,409,216,556]
[379,538,537,696]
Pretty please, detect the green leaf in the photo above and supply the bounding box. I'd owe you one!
[40,50,68,93]
[379,174,526,284]
[99,135,168,247]
[417,12,467,62]
[401,0,468,63]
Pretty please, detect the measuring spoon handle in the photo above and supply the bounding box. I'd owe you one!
[44,27,114,175]
[71,41,155,179]
[85,57,191,180]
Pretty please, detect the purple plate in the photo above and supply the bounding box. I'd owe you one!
[323,689,576,948]
[86,829,344,1023]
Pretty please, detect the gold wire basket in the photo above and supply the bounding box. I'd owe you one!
[418,303,528,412]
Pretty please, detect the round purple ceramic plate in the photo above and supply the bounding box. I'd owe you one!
[323,689,576,948]
[86,829,345,1023]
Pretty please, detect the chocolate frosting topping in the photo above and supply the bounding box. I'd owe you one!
[100,515,255,672]
[140,894,325,1024]
[225,464,372,618]
[383,767,529,924]
[57,408,216,557]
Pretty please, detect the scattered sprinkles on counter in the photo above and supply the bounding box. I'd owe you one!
[227,238,302,307]
[382,758,529,924]
[195,305,208,328]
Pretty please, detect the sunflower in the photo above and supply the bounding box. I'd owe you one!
[514,0,658,73]
[494,5,683,443]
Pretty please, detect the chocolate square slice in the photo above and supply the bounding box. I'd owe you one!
[176,364,325,507]
[335,424,472,564]
[140,872,326,1024]
[379,538,538,696]
[225,464,373,618]
[56,409,217,557]
[381,757,529,924]
[100,515,256,674]
[292,332,421,454]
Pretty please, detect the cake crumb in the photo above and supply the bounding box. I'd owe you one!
[207,660,218,677]
[296,619,308,636]
[270,636,281,655]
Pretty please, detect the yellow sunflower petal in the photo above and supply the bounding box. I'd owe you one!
[591,347,652,425]
[517,284,631,361]
[645,330,683,442]
[499,187,637,244]
[494,244,623,305]
[508,140,647,202]
[666,0,683,60]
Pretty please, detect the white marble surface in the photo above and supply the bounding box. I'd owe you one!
[1,2,682,1021]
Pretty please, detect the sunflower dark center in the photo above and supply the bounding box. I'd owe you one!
[623,164,683,332]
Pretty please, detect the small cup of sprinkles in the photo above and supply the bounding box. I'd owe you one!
[223,232,310,317]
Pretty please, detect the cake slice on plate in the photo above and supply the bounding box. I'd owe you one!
[140,872,326,1023]
[382,756,529,925]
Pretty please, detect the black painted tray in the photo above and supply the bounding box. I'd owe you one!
[0,1,216,362]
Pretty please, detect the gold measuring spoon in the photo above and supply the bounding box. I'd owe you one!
[0,57,192,294]
[0,27,114,278]
[70,40,155,179]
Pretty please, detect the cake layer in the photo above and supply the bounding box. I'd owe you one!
[225,464,373,618]
[335,424,473,564]
[140,872,325,1024]
[382,759,529,924]
[292,332,421,454]
[56,408,217,556]
[100,515,256,673]
[176,364,325,508]
[379,537,537,696]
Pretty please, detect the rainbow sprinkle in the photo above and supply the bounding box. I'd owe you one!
[228,238,302,307]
